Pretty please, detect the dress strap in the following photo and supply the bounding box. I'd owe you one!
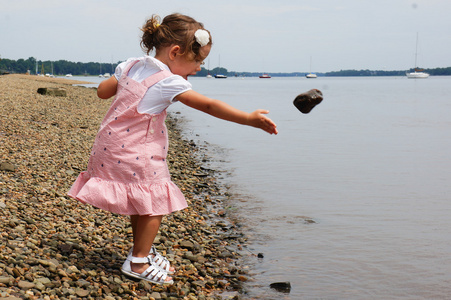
[123,60,140,77]
[141,69,173,89]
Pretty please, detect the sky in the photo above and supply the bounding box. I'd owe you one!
[1,0,450,73]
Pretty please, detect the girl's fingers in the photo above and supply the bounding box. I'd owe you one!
[257,110,278,134]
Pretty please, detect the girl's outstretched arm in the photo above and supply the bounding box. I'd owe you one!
[97,76,118,99]
[176,90,278,135]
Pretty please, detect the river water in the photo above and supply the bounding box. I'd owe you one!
[168,76,451,299]
[74,75,451,299]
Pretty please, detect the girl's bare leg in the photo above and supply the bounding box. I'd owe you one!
[131,216,164,274]
[128,215,172,282]
[130,215,139,240]
[129,215,174,278]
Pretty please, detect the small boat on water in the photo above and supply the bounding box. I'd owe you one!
[214,55,227,78]
[259,74,271,78]
[406,33,429,79]
[305,56,317,78]
[406,68,429,79]
[65,74,73,77]
[45,62,55,77]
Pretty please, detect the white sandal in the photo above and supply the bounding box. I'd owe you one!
[121,256,173,285]
[150,246,174,275]
[128,246,174,275]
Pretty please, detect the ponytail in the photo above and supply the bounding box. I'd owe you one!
[140,13,212,57]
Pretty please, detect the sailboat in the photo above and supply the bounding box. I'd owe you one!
[406,33,429,79]
[99,60,110,78]
[214,55,227,78]
[305,56,317,78]
[45,62,55,77]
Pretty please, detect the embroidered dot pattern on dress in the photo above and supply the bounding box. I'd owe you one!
[67,64,187,216]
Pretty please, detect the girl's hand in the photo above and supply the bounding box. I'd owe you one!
[247,109,278,135]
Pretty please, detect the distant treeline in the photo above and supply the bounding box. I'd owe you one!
[0,57,117,76]
[206,67,451,77]
[1,56,451,77]
[207,67,451,77]
[324,68,451,76]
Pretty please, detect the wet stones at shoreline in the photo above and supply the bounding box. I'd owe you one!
[0,74,251,299]
[269,282,291,293]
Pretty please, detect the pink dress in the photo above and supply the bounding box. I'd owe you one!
[68,61,187,216]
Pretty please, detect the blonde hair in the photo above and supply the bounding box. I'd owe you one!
[141,13,212,60]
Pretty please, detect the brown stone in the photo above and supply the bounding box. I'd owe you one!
[0,162,15,172]
[0,276,13,284]
[179,240,194,251]
[37,87,67,97]
[270,281,291,293]
[18,280,35,290]
[75,288,90,297]
[293,89,323,114]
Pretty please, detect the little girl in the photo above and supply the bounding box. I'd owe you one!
[68,13,277,285]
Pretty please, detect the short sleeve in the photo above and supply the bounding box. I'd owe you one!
[113,58,136,80]
[159,75,192,103]
[137,74,192,115]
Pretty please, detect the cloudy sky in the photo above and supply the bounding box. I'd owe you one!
[1,0,450,73]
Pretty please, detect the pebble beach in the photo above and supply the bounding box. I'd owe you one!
[0,74,251,300]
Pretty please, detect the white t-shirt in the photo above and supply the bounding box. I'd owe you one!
[114,56,192,115]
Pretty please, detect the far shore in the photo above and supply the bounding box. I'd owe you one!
[10,73,95,85]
